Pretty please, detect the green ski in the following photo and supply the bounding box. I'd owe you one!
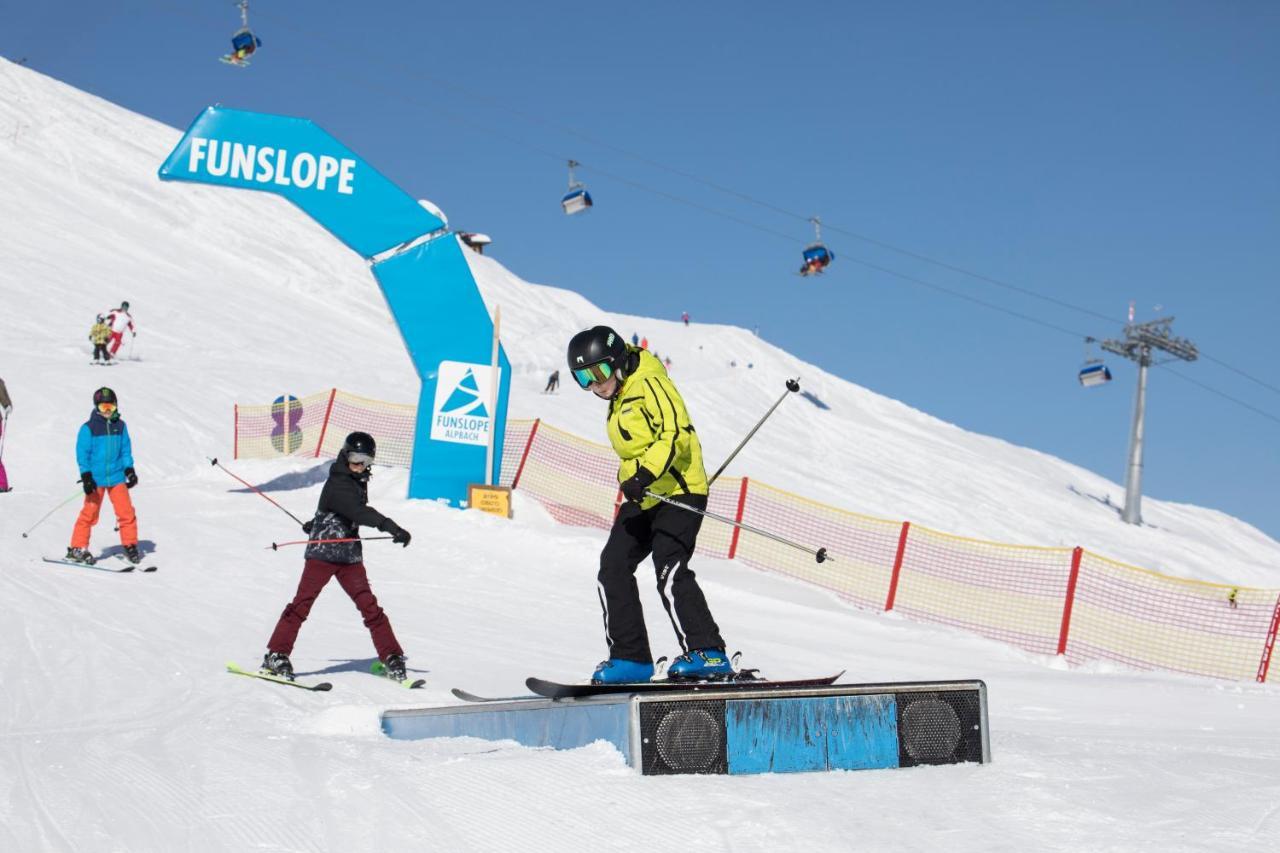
[371,660,426,689]
[226,661,333,691]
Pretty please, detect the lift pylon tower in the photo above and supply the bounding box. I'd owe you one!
[1100,317,1198,525]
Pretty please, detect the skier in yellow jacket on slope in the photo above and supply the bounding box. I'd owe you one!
[566,325,731,684]
[89,316,113,363]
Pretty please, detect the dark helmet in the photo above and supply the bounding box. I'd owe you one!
[96,314,104,323]
[93,387,117,406]
[342,431,376,460]
[120,301,130,311]
[566,326,627,388]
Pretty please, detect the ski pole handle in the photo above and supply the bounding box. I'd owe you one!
[644,490,830,563]
[267,536,394,551]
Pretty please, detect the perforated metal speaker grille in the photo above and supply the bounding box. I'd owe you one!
[639,700,727,775]
[896,690,983,766]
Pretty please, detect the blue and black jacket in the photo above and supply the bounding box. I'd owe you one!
[304,450,393,565]
[76,409,134,487]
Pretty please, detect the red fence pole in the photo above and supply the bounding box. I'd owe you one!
[314,388,337,458]
[510,419,541,490]
[1057,546,1084,656]
[1257,594,1280,683]
[727,477,750,560]
[884,521,911,611]
[233,403,240,460]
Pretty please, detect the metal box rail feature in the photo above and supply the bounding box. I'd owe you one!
[382,680,989,776]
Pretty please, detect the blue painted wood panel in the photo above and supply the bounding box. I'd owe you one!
[725,695,899,774]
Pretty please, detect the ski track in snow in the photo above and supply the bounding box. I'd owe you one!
[1,57,1279,852]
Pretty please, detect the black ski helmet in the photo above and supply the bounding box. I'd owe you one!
[120,301,130,311]
[342,431,376,459]
[93,387,117,406]
[566,326,627,379]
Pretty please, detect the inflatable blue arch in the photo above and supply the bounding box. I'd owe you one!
[158,107,511,506]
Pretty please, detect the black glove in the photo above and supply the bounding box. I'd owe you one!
[620,468,657,503]
[81,472,97,495]
[301,518,314,535]
[381,519,412,547]
[124,467,138,489]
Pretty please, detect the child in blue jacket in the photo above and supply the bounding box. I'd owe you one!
[67,387,141,564]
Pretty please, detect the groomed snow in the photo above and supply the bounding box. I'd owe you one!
[1,58,1277,852]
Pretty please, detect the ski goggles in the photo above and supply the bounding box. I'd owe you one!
[347,451,375,466]
[572,361,614,389]
[96,402,117,414]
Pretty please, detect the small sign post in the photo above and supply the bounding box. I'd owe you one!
[467,484,512,518]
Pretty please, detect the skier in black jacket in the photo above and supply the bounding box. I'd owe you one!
[261,431,413,682]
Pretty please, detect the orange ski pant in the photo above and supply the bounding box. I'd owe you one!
[71,484,137,549]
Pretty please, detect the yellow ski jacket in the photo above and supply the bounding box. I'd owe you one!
[606,347,707,509]
[89,322,112,345]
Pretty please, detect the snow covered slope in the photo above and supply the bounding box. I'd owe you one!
[1,58,1277,852]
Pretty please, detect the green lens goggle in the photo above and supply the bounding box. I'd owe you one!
[573,361,614,389]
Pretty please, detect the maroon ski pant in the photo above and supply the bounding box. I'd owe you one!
[267,559,403,660]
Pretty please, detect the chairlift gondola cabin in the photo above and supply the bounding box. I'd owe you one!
[1078,362,1113,387]
[1077,337,1112,387]
[561,159,593,215]
[798,215,833,276]
[220,1,262,67]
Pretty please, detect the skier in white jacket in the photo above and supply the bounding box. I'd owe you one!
[103,301,135,357]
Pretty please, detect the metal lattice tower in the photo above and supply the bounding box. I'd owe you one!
[1099,317,1198,525]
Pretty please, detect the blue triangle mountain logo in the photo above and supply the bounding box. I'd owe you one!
[440,368,489,418]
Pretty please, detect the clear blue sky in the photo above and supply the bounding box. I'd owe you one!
[6,2,1279,539]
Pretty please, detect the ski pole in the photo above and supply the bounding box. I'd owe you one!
[707,378,800,486]
[0,409,8,465]
[644,490,830,563]
[267,536,394,551]
[20,486,84,538]
[208,457,307,526]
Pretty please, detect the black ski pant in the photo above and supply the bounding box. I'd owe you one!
[597,493,725,663]
[93,344,110,361]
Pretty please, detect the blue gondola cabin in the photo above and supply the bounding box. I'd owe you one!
[1078,363,1113,387]
[800,243,833,276]
[562,188,593,215]
[223,29,262,65]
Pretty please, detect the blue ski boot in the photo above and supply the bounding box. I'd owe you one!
[667,648,734,681]
[591,658,656,684]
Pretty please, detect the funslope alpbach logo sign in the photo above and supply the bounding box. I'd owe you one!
[431,361,499,446]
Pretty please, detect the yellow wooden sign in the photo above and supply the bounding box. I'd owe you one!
[467,484,512,518]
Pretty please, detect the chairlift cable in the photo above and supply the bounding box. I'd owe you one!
[1155,366,1280,426]
[148,0,1280,422]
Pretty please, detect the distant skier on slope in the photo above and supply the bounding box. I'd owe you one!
[103,301,135,357]
[259,432,414,683]
[67,387,141,565]
[0,376,12,493]
[543,369,560,393]
[566,325,732,684]
[89,315,112,363]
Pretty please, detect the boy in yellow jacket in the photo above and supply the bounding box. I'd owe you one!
[566,325,731,684]
[89,315,112,363]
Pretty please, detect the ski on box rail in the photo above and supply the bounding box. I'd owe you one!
[450,687,539,703]
[370,660,426,689]
[226,661,333,691]
[525,672,845,700]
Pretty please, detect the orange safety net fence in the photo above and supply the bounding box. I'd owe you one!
[234,394,1280,682]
